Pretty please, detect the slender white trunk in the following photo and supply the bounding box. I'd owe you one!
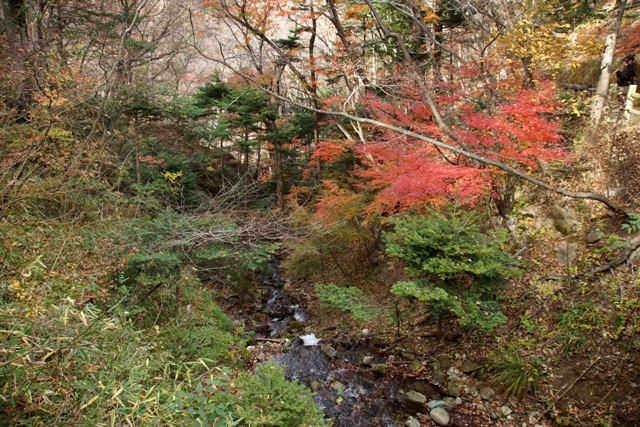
[590,0,627,130]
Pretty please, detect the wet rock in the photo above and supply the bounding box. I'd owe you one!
[501,405,512,416]
[430,407,450,426]
[480,387,495,400]
[554,242,578,265]
[405,390,427,404]
[460,360,479,374]
[405,416,420,427]
[278,344,330,384]
[321,344,338,358]
[586,229,604,244]
[428,400,453,410]
[371,363,387,376]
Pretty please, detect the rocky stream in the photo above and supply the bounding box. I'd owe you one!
[243,257,532,427]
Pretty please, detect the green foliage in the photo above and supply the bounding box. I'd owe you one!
[489,346,545,399]
[391,280,507,331]
[315,283,380,320]
[556,301,603,354]
[228,362,328,426]
[384,207,519,331]
[0,300,240,426]
[621,213,640,234]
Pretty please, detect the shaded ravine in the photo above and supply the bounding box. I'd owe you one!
[251,257,444,427]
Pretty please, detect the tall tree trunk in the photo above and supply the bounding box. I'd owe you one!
[3,0,29,42]
[589,0,627,132]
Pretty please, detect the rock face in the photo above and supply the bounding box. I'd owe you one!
[554,242,578,265]
[430,407,450,425]
[551,202,582,234]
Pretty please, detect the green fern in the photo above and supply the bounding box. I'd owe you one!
[621,213,640,234]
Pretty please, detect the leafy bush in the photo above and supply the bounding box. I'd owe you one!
[228,362,328,426]
[384,207,520,333]
[315,283,381,320]
[489,346,545,398]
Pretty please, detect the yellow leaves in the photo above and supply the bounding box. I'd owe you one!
[161,170,184,184]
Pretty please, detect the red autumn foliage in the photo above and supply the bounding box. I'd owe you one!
[312,75,568,216]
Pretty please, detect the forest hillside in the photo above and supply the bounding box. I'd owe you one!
[1,0,639,426]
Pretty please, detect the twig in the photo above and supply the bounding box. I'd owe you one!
[250,337,286,343]
[534,356,601,424]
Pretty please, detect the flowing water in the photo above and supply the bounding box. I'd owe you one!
[250,257,442,427]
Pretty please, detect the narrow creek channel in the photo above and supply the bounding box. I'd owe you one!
[248,257,447,427]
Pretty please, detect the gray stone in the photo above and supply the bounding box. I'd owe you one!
[528,411,541,425]
[586,229,604,244]
[466,385,479,396]
[551,203,582,234]
[405,416,421,427]
[480,387,495,400]
[500,405,512,416]
[321,344,337,358]
[554,242,578,265]
[460,360,479,373]
[428,400,453,410]
[446,367,464,382]
[362,355,374,365]
[358,328,370,338]
[431,372,446,386]
[437,354,452,369]
[371,363,387,376]
[443,397,456,406]
[405,390,427,404]
[430,407,450,426]
[447,383,460,397]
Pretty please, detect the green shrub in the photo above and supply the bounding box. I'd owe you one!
[230,362,328,426]
[315,283,381,320]
[384,207,520,333]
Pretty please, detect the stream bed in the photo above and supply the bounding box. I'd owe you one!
[248,257,447,427]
